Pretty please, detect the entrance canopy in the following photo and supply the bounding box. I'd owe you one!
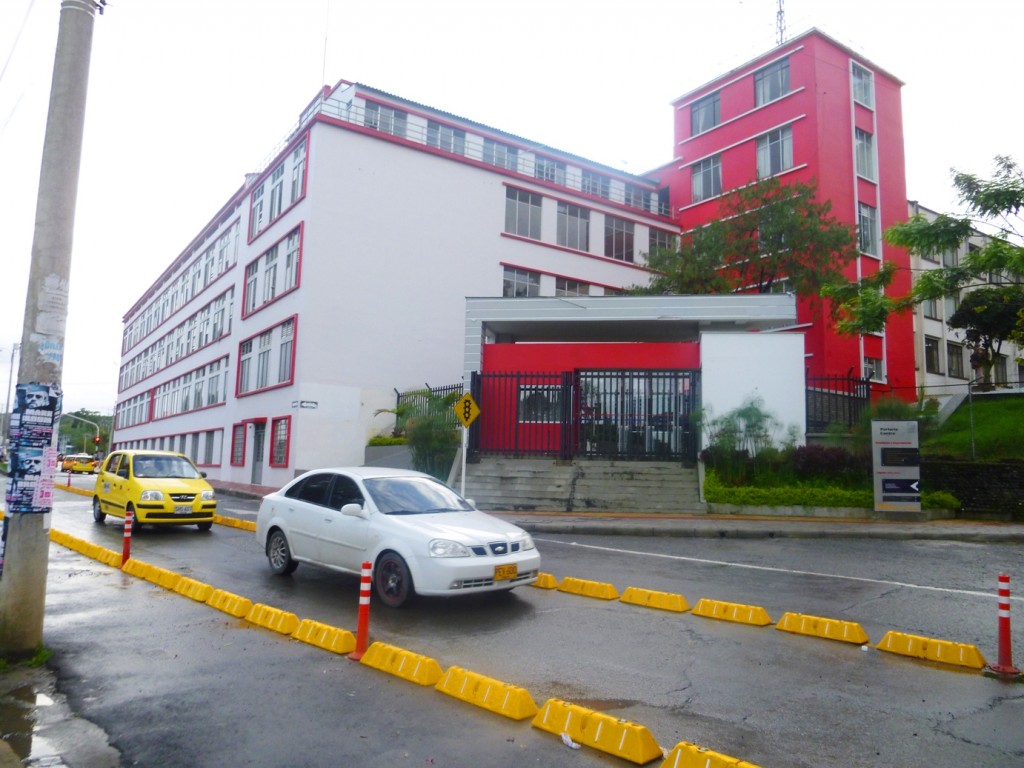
[463,294,798,382]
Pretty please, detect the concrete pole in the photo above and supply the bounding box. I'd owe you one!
[0,0,98,656]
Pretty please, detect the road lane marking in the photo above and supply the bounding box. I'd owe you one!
[537,539,1024,603]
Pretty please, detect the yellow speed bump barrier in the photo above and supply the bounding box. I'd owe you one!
[660,740,762,767]
[775,612,869,645]
[291,619,356,655]
[531,572,559,589]
[532,698,663,765]
[214,514,257,532]
[206,589,254,618]
[245,603,301,635]
[93,546,123,568]
[620,586,690,613]
[121,558,151,579]
[558,576,620,600]
[876,630,987,670]
[435,666,538,721]
[173,577,215,603]
[359,642,443,686]
[144,565,182,591]
[691,598,772,627]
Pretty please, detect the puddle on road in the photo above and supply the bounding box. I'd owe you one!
[0,665,120,767]
[0,681,56,760]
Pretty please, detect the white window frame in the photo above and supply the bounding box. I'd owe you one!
[855,128,876,181]
[691,155,722,203]
[756,126,793,178]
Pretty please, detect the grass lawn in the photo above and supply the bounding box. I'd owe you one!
[922,395,1024,461]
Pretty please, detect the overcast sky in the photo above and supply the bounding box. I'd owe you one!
[2,0,1022,414]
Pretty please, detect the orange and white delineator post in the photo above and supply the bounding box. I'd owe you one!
[986,573,1021,679]
[120,508,133,566]
[348,561,372,661]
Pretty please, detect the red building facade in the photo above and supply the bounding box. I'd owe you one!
[657,30,914,397]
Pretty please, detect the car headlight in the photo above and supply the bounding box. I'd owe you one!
[516,534,536,551]
[139,490,164,501]
[429,539,470,558]
[201,490,215,501]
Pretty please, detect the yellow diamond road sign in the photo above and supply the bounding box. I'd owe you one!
[454,393,480,428]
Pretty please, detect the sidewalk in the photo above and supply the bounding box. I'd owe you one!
[210,480,1024,543]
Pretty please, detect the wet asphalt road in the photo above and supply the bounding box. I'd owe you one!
[11,490,1024,767]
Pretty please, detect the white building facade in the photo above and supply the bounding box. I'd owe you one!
[909,201,1024,406]
[112,81,679,488]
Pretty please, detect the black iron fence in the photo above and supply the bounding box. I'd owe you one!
[805,372,871,433]
[469,369,700,462]
[394,382,463,434]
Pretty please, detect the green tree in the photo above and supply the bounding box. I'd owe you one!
[947,286,1024,388]
[834,156,1024,335]
[635,177,859,304]
[374,390,461,481]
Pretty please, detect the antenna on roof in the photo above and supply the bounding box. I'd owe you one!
[776,0,786,45]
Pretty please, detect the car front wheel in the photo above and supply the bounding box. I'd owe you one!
[197,521,213,532]
[267,530,298,575]
[375,551,413,609]
[92,497,105,523]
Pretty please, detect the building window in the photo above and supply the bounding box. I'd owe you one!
[994,354,1008,385]
[855,129,876,181]
[283,230,300,291]
[623,184,650,211]
[690,92,720,136]
[427,121,466,155]
[263,249,278,304]
[557,202,590,251]
[505,188,542,239]
[864,356,883,381]
[256,331,272,390]
[518,385,561,423]
[204,431,216,465]
[922,297,939,319]
[244,262,258,314]
[756,126,793,178]
[483,139,518,171]
[691,156,722,203]
[944,292,960,319]
[364,102,407,138]
[755,57,790,106]
[924,336,941,374]
[270,417,290,467]
[269,164,284,221]
[534,157,566,185]
[649,229,676,254]
[231,423,246,466]
[503,267,540,297]
[947,342,965,378]
[290,140,306,203]
[250,183,265,239]
[852,63,874,108]
[942,248,959,267]
[604,216,635,262]
[581,171,611,199]
[278,319,294,384]
[858,203,878,256]
[555,278,589,296]
[238,340,253,394]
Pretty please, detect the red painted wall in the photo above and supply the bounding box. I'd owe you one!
[482,341,700,372]
[663,30,914,400]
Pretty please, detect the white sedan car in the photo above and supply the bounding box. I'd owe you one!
[255,467,541,608]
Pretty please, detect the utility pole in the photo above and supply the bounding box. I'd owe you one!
[0,0,100,656]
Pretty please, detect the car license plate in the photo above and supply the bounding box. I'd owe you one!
[494,564,517,581]
[174,505,192,515]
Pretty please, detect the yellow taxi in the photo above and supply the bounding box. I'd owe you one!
[93,450,216,531]
[62,453,98,474]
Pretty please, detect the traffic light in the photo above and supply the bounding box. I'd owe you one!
[93,435,101,445]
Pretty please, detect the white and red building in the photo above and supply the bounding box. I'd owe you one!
[113,29,962,488]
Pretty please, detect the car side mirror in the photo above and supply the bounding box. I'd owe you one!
[465,498,476,508]
[200,471,207,478]
[341,502,367,519]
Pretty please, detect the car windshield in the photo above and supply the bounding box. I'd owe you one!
[363,476,473,515]
[132,455,203,479]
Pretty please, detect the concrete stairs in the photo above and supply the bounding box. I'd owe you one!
[462,457,705,513]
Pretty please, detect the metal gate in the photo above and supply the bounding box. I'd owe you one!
[470,369,700,463]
